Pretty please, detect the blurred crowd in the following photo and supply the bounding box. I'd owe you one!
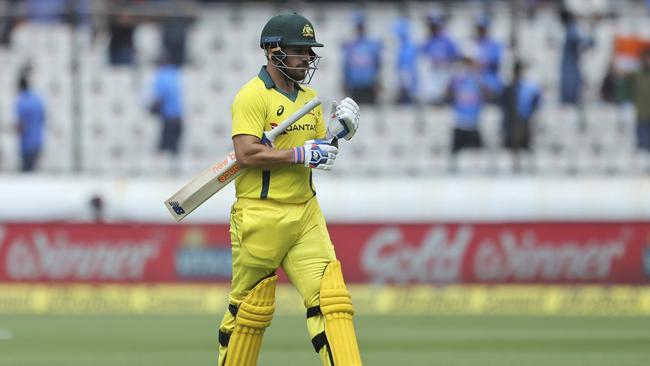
[1,0,195,171]
[1,0,649,174]
[341,5,650,169]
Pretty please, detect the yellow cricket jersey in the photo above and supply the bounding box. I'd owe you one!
[231,66,326,203]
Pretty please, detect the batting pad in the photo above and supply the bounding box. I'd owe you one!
[320,260,363,366]
[224,275,277,366]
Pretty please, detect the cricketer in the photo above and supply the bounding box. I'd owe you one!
[216,11,362,366]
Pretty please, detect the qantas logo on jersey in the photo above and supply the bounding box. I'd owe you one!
[286,124,316,132]
[270,122,316,134]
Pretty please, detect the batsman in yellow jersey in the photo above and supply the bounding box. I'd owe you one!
[217,11,362,366]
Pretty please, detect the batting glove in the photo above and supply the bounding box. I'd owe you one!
[326,97,360,141]
[291,139,338,170]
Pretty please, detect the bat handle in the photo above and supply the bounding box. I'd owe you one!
[265,97,321,143]
[260,134,273,147]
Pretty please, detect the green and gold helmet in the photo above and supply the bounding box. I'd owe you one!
[260,12,322,84]
[260,12,324,49]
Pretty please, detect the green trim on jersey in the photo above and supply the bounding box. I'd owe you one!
[258,66,302,102]
[260,170,271,199]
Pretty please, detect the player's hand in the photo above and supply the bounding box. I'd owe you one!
[326,97,359,141]
[291,139,338,170]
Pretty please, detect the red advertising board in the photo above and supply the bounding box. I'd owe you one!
[1,222,649,284]
[332,223,650,284]
[0,223,233,283]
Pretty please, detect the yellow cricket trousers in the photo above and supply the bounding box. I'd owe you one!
[218,195,336,365]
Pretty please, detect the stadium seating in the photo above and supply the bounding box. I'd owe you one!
[0,3,648,176]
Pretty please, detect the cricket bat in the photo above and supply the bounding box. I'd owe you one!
[165,97,321,221]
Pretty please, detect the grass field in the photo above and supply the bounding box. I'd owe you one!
[1,314,649,366]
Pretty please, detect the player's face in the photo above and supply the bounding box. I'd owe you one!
[282,46,312,80]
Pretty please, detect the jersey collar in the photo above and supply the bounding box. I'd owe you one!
[258,66,304,92]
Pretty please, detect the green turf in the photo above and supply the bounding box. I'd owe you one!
[1,314,649,366]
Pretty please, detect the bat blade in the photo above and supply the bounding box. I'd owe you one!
[165,151,240,221]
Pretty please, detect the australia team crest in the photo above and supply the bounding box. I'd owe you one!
[302,24,314,38]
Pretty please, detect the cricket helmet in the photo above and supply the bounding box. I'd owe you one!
[260,12,324,49]
[260,12,322,84]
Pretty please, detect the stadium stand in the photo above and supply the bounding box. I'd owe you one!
[0,1,648,177]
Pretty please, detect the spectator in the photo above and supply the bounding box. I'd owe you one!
[149,55,184,165]
[14,71,46,172]
[15,0,89,26]
[474,15,503,100]
[0,0,20,47]
[160,0,195,67]
[446,55,488,155]
[601,59,624,104]
[89,194,104,222]
[420,13,459,105]
[341,12,382,104]
[107,2,139,66]
[63,0,91,28]
[393,16,418,105]
[501,61,542,170]
[559,8,592,106]
[601,57,636,108]
[25,0,67,23]
[628,47,650,152]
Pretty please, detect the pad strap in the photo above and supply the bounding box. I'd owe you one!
[228,303,238,317]
[306,305,321,318]
[219,330,231,347]
[311,331,327,353]
[218,303,240,347]
[311,331,336,366]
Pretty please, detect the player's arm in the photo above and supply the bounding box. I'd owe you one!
[232,134,293,169]
[231,89,295,169]
[233,134,338,171]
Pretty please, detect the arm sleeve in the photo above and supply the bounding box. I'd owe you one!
[231,88,267,138]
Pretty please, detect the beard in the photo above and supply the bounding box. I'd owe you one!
[283,65,308,82]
